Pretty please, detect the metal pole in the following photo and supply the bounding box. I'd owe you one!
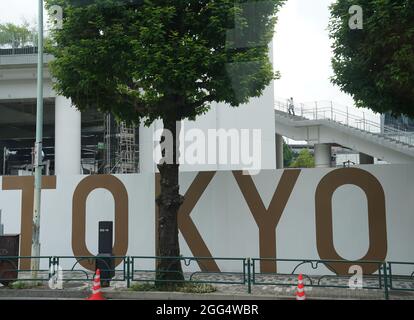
[31,0,44,281]
[127,257,131,288]
[247,258,251,294]
[383,262,389,300]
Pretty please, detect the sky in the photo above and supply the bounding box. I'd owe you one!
[273,0,353,105]
[273,0,378,123]
[0,0,380,123]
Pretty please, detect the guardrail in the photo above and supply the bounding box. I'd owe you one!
[250,258,389,299]
[0,47,38,56]
[0,34,38,55]
[387,262,414,293]
[130,256,247,289]
[1,255,413,299]
[53,256,129,283]
[0,256,52,284]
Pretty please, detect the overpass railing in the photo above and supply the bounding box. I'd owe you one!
[275,99,414,147]
[0,46,38,55]
[0,35,38,56]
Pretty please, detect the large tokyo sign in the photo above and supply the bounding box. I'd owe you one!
[2,167,388,274]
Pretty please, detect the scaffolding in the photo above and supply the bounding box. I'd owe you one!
[116,122,137,173]
[104,114,139,174]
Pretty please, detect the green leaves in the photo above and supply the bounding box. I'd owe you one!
[289,149,315,168]
[329,0,414,117]
[0,22,36,47]
[45,0,285,124]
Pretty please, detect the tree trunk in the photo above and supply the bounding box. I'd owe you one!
[156,118,184,285]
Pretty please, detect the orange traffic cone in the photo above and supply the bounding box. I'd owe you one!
[87,269,106,300]
[295,274,306,300]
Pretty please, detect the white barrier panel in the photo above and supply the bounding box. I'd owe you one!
[0,164,413,275]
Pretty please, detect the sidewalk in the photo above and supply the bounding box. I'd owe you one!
[2,270,414,300]
[1,283,413,300]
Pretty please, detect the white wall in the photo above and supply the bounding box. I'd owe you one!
[0,165,413,275]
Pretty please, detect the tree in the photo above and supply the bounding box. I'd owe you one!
[45,0,285,283]
[283,140,293,167]
[290,149,314,168]
[329,0,414,117]
[0,22,36,48]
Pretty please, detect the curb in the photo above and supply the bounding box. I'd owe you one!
[105,291,294,300]
[0,289,384,300]
[0,289,292,300]
[0,289,89,299]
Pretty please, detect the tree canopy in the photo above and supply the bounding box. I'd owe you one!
[289,149,315,168]
[45,0,285,125]
[329,0,414,117]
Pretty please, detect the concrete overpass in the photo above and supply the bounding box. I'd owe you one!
[0,50,81,175]
[2,48,413,174]
[274,100,414,168]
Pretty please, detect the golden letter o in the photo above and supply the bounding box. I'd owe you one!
[315,168,387,275]
[72,175,128,270]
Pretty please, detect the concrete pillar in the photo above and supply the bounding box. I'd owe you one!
[54,96,81,175]
[314,143,332,168]
[276,134,284,169]
[359,152,374,165]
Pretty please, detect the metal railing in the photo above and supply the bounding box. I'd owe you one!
[0,35,38,56]
[0,255,413,299]
[130,256,247,289]
[0,256,128,284]
[251,258,389,299]
[53,256,129,283]
[0,256,52,283]
[275,99,414,147]
[387,262,414,293]
[0,46,38,56]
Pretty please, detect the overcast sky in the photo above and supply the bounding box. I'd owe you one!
[273,0,353,104]
[0,0,379,122]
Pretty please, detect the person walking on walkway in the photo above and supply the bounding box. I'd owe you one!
[288,97,295,115]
